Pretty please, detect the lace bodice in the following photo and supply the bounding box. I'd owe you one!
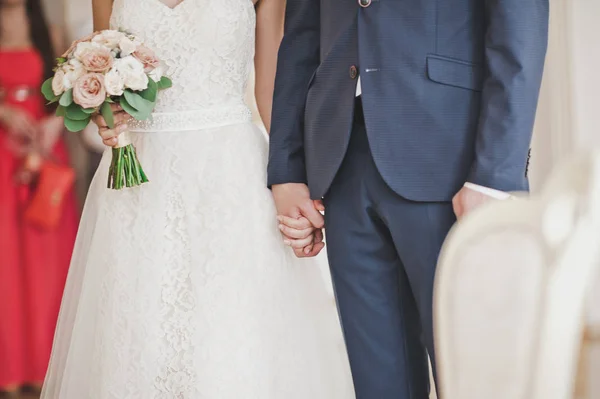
[110,0,256,113]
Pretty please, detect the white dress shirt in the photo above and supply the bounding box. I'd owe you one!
[355,78,509,200]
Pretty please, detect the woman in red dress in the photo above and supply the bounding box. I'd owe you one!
[0,0,78,395]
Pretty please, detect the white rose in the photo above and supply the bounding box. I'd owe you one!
[52,69,66,95]
[62,60,85,90]
[73,41,102,61]
[104,68,125,96]
[148,65,164,82]
[114,56,149,91]
[118,37,139,57]
[92,30,125,50]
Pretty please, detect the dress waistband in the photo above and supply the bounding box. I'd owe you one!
[128,104,253,132]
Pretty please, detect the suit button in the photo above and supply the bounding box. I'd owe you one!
[358,0,371,7]
[349,65,358,79]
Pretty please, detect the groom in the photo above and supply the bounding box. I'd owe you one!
[268,1,549,397]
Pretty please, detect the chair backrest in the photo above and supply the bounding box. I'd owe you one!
[435,149,600,399]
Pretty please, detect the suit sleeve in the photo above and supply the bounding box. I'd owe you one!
[267,0,320,187]
[467,0,549,192]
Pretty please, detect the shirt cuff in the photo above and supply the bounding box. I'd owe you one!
[464,182,515,200]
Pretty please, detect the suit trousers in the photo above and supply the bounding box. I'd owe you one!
[324,100,456,398]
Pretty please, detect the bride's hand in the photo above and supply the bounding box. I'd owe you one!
[92,104,132,147]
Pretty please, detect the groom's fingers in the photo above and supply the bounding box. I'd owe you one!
[292,241,324,258]
[313,229,324,245]
[306,241,325,257]
[300,229,324,255]
[300,203,325,229]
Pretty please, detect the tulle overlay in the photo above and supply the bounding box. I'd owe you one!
[42,122,355,398]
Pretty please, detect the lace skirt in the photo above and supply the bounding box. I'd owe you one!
[41,121,355,399]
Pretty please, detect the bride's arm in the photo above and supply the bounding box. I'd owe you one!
[92,0,113,31]
[254,0,285,133]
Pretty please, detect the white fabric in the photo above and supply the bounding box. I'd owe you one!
[41,1,355,398]
[463,182,514,200]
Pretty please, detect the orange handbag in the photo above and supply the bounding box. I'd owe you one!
[24,161,76,230]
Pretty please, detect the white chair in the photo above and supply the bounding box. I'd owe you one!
[434,149,600,399]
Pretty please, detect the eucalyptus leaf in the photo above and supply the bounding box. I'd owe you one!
[158,76,172,89]
[101,102,115,129]
[41,78,57,101]
[59,89,74,107]
[55,105,66,117]
[66,104,90,121]
[120,96,152,121]
[119,97,143,120]
[64,116,91,132]
[82,107,96,114]
[139,79,158,103]
[124,90,153,111]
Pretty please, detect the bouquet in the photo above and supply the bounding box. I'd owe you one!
[41,30,172,189]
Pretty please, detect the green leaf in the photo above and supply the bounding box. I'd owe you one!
[157,76,172,90]
[101,101,115,129]
[139,79,158,103]
[123,90,153,111]
[55,105,66,117]
[120,96,151,121]
[82,107,96,114]
[64,116,91,132]
[59,89,74,107]
[66,104,90,121]
[55,57,67,64]
[41,78,58,101]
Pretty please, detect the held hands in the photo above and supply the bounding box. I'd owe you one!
[92,103,132,147]
[272,183,326,258]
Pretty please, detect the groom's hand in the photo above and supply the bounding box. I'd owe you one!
[452,185,494,219]
[272,183,325,258]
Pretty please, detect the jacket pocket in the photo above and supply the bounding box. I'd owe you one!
[426,54,484,92]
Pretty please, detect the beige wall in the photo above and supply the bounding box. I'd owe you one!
[570,0,600,149]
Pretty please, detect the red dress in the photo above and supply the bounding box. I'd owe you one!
[0,49,79,388]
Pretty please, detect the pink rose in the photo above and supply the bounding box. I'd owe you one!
[132,45,160,73]
[62,31,101,58]
[80,46,113,73]
[73,73,106,109]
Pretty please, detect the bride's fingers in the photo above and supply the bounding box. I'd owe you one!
[277,215,312,230]
[284,235,314,249]
[103,137,118,147]
[99,124,128,141]
[278,223,313,240]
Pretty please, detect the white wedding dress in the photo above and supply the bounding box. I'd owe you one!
[40,0,355,398]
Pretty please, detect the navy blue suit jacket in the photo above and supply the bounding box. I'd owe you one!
[268,0,549,202]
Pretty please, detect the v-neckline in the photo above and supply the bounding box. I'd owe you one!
[154,0,186,11]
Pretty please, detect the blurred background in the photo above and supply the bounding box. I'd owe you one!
[0,0,598,398]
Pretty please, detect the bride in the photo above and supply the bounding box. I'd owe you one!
[40,0,355,398]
